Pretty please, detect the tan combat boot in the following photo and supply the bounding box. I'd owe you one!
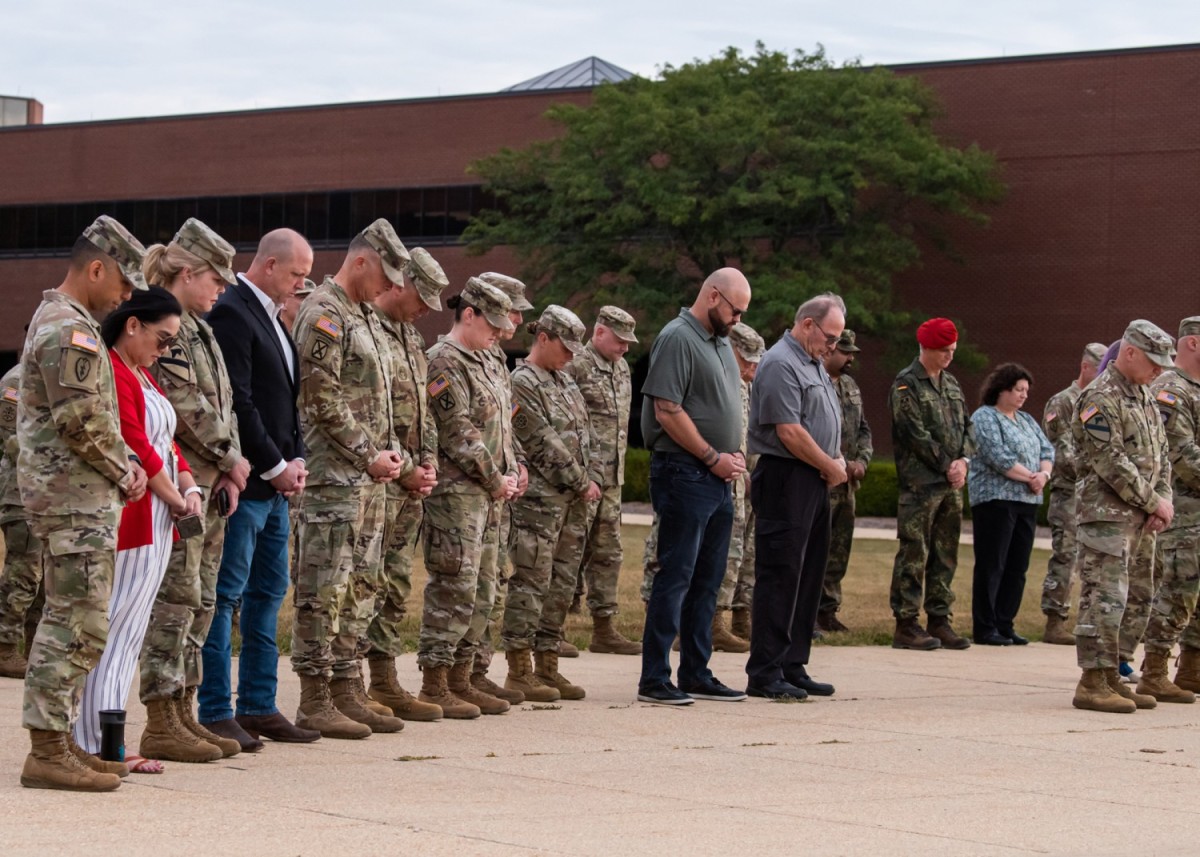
[472,667,525,705]
[588,614,642,655]
[417,664,480,720]
[140,698,224,762]
[504,649,561,703]
[330,676,405,733]
[177,688,240,757]
[65,733,129,778]
[296,674,372,739]
[1042,613,1075,646]
[926,616,971,650]
[1072,668,1136,713]
[730,608,751,641]
[1137,651,1195,703]
[558,639,580,658]
[1174,647,1200,692]
[892,617,941,650]
[535,650,585,700]
[21,729,121,791]
[1103,667,1156,709]
[349,662,395,717]
[447,660,510,715]
[0,643,28,678]
[712,610,750,653]
[367,655,443,721]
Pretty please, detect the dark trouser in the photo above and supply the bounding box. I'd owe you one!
[970,499,1037,638]
[640,452,733,689]
[746,456,831,685]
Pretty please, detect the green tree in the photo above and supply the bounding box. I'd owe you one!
[465,44,1004,358]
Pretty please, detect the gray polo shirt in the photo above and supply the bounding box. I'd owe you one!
[641,308,742,455]
[748,330,842,459]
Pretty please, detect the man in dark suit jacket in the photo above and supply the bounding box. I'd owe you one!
[198,229,318,750]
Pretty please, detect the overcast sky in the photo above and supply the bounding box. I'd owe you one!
[3,1,1198,124]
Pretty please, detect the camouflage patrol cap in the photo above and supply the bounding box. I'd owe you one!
[83,215,148,290]
[729,322,766,363]
[1179,317,1200,340]
[404,247,450,312]
[296,278,316,298]
[537,305,586,355]
[1123,319,1176,368]
[173,218,235,285]
[836,329,861,353]
[1083,342,1107,364]
[461,277,516,332]
[477,272,534,312]
[359,219,411,287]
[596,305,638,343]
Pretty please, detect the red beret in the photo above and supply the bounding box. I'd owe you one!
[917,317,958,349]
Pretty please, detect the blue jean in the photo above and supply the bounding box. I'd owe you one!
[198,495,290,722]
[640,452,734,689]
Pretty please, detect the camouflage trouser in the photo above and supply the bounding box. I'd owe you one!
[1142,525,1200,655]
[463,498,503,667]
[139,487,226,702]
[819,483,856,615]
[640,514,660,603]
[291,484,386,679]
[474,501,511,672]
[366,487,423,658]
[0,514,45,648]
[717,486,755,611]
[1075,519,1143,670]
[542,496,590,650]
[1118,531,1157,662]
[890,486,962,620]
[23,515,118,732]
[503,492,571,651]
[1040,487,1078,618]
[580,484,624,617]
[418,491,491,669]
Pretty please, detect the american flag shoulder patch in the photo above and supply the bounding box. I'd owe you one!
[2,387,17,403]
[70,330,99,352]
[1046,412,1058,423]
[1080,404,1099,423]
[314,316,342,338]
[512,402,521,417]
[1157,390,1179,407]
[428,374,450,397]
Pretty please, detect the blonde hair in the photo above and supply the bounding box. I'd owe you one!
[142,242,213,287]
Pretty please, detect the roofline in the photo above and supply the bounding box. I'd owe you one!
[886,41,1200,72]
[0,85,596,135]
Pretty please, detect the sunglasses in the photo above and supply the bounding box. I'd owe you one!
[713,288,747,318]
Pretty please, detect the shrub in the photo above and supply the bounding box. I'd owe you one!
[622,447,651,502]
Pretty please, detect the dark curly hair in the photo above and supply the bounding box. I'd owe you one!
[979,362,1034,407]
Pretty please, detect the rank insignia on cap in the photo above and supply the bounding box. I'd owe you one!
[1080,404,1099,423]
[314,316,342,338]
[70,330,99,352]
[428,374,450,398]
[1157,391,1179,407]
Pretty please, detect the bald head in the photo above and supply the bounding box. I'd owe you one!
[692,267,751,338]
[246,228,313,304]
[253,229,308,268]
[702,267,751,303]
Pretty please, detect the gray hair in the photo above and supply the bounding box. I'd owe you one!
[794,292,847,325]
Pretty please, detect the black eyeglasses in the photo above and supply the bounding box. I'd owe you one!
[714,288,747,318]
[811,319,839,346]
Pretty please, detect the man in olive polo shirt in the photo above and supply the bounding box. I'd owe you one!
[637,268,751,706]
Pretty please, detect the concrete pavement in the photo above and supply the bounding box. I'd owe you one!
[1,644,1198,856]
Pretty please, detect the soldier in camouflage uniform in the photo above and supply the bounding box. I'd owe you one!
[564,306,642,656]
[418,278,519,719]
[819,329,872,634]
[132,219,247,762]
[0,361,44,678]
[363,248,446,722]
[18,216,149,791]
[1135,318,1200,703]
[1070,320,1174,713]
[1040,342,1107,644]
[290,220,409,739]
[889,318,975,651]
[501,306,598,703]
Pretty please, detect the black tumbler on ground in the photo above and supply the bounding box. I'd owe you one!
[99,709,126,762]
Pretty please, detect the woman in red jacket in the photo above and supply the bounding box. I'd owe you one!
[73,287,200,773]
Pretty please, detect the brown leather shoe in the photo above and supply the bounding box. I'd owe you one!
[235,712,320,744]
[201,717,264,752]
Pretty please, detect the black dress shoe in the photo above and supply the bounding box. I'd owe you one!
[746,679,808,700]
[236,712,321,743]
[1004,631,1030,646]
[975,631,1013,646]
[202,717,264,753]
[783,667,835,697]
